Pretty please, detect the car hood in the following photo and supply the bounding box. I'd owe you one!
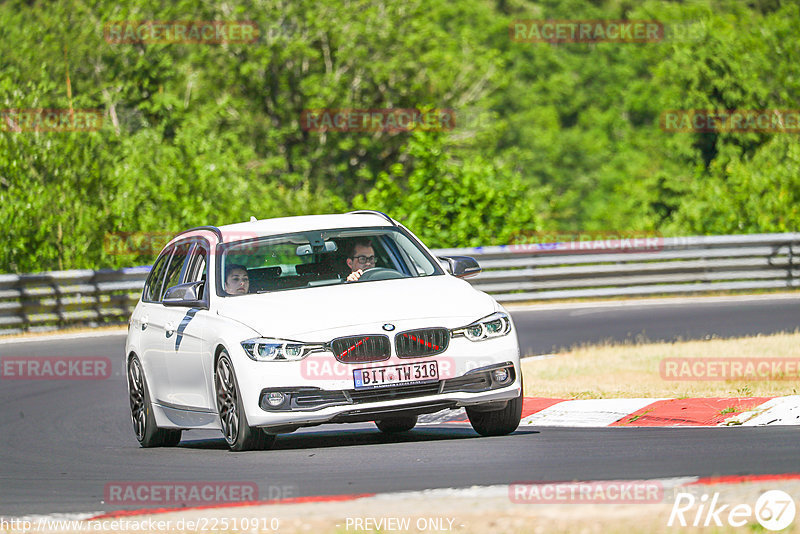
[215,275,496,339]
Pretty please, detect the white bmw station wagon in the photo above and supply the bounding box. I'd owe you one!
[125,211,523,451]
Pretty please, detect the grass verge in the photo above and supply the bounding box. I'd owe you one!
[521,331,800,399]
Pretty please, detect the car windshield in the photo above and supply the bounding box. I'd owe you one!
[218,228,441,295]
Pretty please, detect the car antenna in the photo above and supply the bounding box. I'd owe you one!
[250,216,257,222]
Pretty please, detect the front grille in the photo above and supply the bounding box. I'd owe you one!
[331,335,391,363]
[395,328,449,358]
[348,382,442,403]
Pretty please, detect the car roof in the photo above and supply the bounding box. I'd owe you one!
[171,212,396,245]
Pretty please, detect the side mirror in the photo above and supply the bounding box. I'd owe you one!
[163,281,207,308]
[437,256,482,279]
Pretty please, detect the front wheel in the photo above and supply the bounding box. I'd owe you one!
[128,356,182,447]
[466,388,523,437]
[215,351,276,452]
[375,415,418,433]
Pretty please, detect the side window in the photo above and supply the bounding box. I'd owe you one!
[184,243,208,299]
[393,233,436,276]
[185,244,208,284]
[144,250,171,302]
[162,242,192,295]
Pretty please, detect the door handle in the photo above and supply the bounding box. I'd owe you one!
[165,321,176,337]
[141,316,149,330]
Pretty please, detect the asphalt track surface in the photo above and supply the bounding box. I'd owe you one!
[1,296,799,516]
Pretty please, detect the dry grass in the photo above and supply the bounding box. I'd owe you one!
[521,331,800,399]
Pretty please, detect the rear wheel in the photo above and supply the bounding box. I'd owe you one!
[375,415,418,433]
[466,380,523,437]
[215,351,276,451]
[128,356,182,447]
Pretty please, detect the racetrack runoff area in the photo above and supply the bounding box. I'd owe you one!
[6,476,799,534]
[1,300,798,532]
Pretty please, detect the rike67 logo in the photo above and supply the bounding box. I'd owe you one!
[669,490,796,531]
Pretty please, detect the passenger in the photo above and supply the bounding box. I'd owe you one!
[225,264,250,295]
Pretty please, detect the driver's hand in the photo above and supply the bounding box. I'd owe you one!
[347,269,364,282]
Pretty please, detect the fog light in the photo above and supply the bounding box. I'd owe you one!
[492,368,510,384]
[266,392,286,407]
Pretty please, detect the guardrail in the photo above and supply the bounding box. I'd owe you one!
[0,267,151,336]
[1,233,798,335]
[438,233,800,301]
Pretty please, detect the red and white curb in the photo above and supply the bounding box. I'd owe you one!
[418,395,800,427]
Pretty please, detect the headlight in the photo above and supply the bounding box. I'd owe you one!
[451,312,512,341]
[241,338,326,362]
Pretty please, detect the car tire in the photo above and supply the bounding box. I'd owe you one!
[375,415,418,433]
[128,356,182,447]
[466,379,523,437]
[215,351,276,452]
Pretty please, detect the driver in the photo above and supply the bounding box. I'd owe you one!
[224,264,250,295]
[346,239,376,282]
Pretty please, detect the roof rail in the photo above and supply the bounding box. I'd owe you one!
[346,210,397,226]
[174,225,223,240]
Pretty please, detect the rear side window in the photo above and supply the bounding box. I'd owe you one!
[185,243,208,284]
[143,251,171,302]
[162,242,192,295]
[184,242,209,299]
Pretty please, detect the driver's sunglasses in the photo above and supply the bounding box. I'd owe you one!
[351,255,376,264]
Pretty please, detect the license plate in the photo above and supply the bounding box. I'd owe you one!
[353,361,439,389]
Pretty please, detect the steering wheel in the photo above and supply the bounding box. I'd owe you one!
[356,267,407,281]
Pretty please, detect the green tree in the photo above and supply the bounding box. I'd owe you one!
[354,130,543,248]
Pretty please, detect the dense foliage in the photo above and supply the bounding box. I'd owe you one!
[1,0,798,272]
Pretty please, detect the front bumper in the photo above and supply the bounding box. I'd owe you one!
[245,362,521,430]
[236,326,522,430]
